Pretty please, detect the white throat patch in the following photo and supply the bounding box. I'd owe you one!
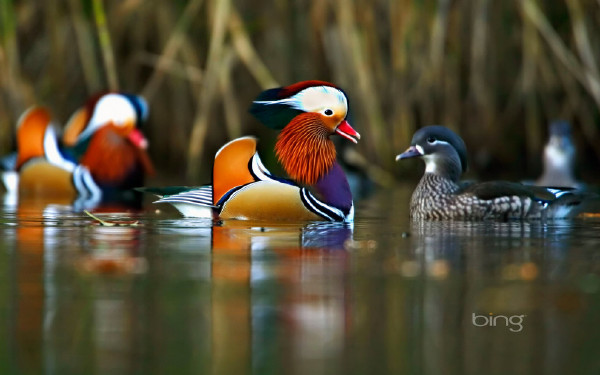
[423,154,441,174]
[420,140,456,175]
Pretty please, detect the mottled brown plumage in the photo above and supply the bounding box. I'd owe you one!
[397,125,578,221]
[409,173,539,220]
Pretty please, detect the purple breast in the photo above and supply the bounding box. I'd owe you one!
[313,162,353,213]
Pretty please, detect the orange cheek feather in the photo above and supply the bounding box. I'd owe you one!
[327,113,345,131]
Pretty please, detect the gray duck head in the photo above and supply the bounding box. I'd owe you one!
[396,125,468,182]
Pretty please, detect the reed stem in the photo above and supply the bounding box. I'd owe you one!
[92,0,118,90]
[186,0,231,181]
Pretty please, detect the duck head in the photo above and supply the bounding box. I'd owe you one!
[64,93,154,185]
[544,120,575,172]
[249,80,360,185]
[63,93,149,152]
[396,125,467,182]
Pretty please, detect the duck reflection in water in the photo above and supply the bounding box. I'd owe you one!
[400,219,583,369]
[5,195,147,375]
[407,220,573,278]
[206,220,352,374]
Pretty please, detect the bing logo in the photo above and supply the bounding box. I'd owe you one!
[472,313,525,332]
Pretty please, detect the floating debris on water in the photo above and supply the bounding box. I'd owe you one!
[84,210,140,227]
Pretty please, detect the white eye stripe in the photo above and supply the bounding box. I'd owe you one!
[77,94,137,141]
[254,86,348,114]
[426,139,450,147]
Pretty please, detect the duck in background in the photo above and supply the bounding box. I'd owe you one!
[1,93,154,207]
[396,125,585,220]
[535,120,580,189]
[61,93,154,201]
[142,80,360,222]
[11,107,101,202]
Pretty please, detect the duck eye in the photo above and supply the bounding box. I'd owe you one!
[427,137,436,144]
[324,109,334,116]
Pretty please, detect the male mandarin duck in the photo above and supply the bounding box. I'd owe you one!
[144,80,360,222]
[4,93,154,202]
[396,125,585,220]
[62,93,154,193]
[535,120,580,189]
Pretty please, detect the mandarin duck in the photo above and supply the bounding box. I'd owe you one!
[535,120,580,189]
[3,93,154,203]
[143,80,360,222]
[62,93,154,195]
[396,125,585,220]
[9,106,101,200]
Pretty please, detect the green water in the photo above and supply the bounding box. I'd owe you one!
[1,186,599,375]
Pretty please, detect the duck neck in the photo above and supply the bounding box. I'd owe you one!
[423,153,463,184]
[275,114,336,185]
[417,172,460,196]
[540,146,576,187]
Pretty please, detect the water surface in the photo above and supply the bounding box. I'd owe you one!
[1,186,599,375]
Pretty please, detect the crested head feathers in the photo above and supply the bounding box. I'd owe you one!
[249,80,348,130]
[249,80,358,186]
[396,125,468,183]
[122,93,149,124]
[548,120,571,137]
[410,125,468,172]
[76,93,148,143]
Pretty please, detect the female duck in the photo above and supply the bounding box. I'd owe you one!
[396,125,579,220]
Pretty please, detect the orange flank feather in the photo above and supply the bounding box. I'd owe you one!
[15,107,52,170]
[62,107,90,146]
[275,113,336,185]
[79,124,150,186]
[213,137,258,205]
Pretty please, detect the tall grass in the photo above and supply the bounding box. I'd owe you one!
[0,0,598,184]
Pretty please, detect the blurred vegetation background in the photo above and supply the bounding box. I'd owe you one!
[0,0,599,185]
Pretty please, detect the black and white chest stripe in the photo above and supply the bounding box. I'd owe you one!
[251,152,353,222]
[299,188,353,222]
